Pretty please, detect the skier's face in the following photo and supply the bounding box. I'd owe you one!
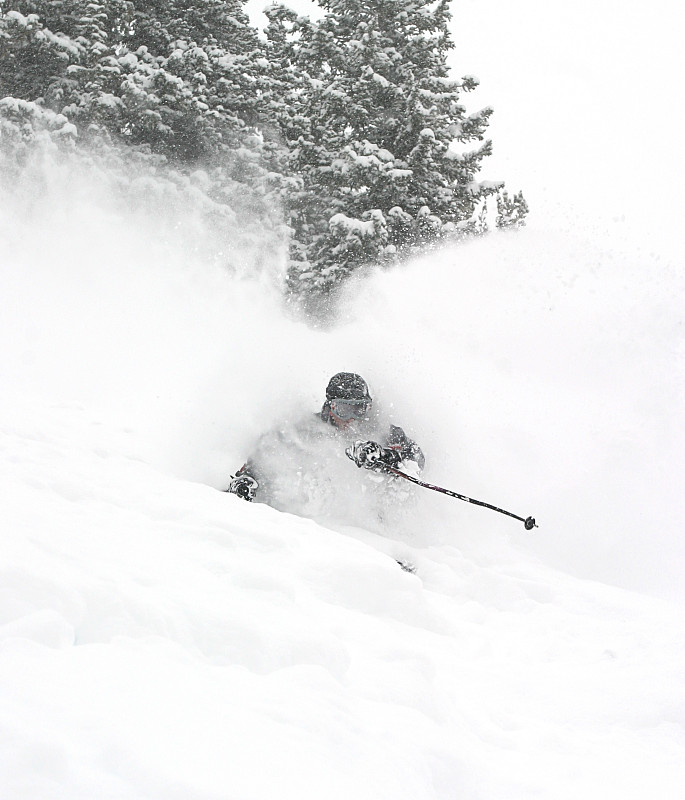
[329,398,370,430]
[330,414,352,430]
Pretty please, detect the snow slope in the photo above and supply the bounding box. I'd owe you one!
[3,1,685,796]
[2,141,684,800]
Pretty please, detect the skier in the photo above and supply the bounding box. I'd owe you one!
[225,372,424,514]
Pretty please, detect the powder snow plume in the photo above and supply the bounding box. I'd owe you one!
[2,134,685,800]
[1,137,684,601]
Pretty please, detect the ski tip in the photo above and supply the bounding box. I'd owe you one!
[524,516,537,531]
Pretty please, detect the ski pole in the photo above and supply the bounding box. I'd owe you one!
[383,464,537,530]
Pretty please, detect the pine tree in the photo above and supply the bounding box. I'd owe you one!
[1,0,527,314]
[266,0,525,304]
[0,1,273,161]
[126,0,257,55]
[0,3,82,101]
[496,189,529,229]
[0,0,290,259]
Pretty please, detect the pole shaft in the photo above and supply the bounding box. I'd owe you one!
[384,465,530,525]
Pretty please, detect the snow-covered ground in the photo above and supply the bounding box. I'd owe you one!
[2,2,684,798]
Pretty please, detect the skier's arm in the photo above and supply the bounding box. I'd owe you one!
[385,425,425,472]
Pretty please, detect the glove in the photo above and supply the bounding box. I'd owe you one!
[346,440,399,471]
[227,474,259,501]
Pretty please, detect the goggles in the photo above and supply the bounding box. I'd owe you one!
[330,398,370,420]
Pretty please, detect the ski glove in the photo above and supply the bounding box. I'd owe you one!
[346,440,401,471]
[227,474,259,502]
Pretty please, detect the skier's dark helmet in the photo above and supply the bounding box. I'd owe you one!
[324,373,372,426]
[325,372,372,403]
